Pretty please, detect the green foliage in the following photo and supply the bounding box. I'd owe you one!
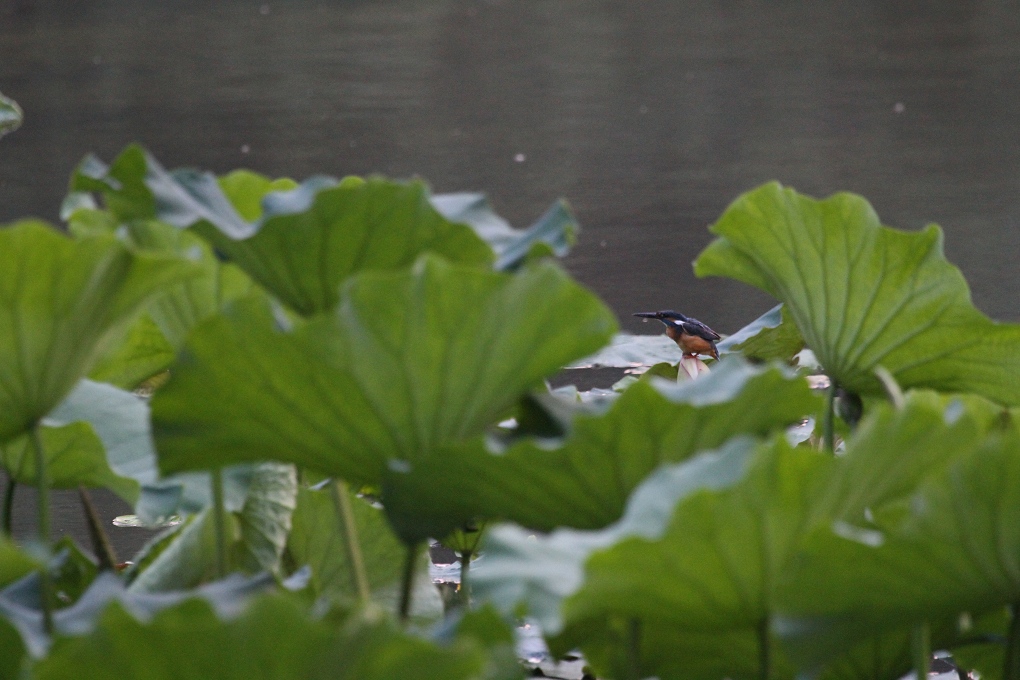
[287,484,441,618]
[0,536,39,588]
[0,221,194,443]
[696,182,1020,404]
[382,359,818,541]
[31,593,519,680]
[150,255,616,495]
[716,303,805,363]
[87,314,176,389]
[128,463,296,591]
[431,192,578,271]
[73,145,494,316]
[0,91,22,138]
[5,149,1020,679]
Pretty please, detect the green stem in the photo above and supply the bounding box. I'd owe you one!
[627,618,642,680]
[77,486,117,571]
[912,622,930,680]
[823,380,837,454]
[30,425,53,634]
[873,365,905,409]
[458,549,472,609]
[398,542,420,624]
[2,475,15,537]
[210,468,228,579]
[329,480,370,605]
[758,617,771,680]
[1005,604,1020,680]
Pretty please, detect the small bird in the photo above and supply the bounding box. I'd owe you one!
[634,310,721,360]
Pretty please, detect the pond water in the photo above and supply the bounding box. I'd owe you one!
[2,0,1020,554]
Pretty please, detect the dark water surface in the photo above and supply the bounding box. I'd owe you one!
[2,0,1020,554]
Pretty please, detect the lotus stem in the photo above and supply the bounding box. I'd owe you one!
[458,549,472,609]
[77,486,117,571]
[627,618,642,680]
[1005,604,1020,680]
[398,542,420,624]
[758,617,771,680]
[329,479,370,605]
[912,622,930,680]
[2,475,14,537]
[873,366,904,409]
[823,380,837,454]
[30,425,53,634]
[211,468,228,578]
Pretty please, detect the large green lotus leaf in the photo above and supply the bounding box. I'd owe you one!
[121,220,255,348]
[216,169,299,221]
[947,607,1009,680]
[431,192,577,271]
[1,567,277,660]
[694,182,1020,404]
[77,206,259,372]
[0,536,38,589]
[286,484,441,619]
[230,462,297,574]
[810,619,967,680]
[126,511,222,592]
[573,623,959,680]
[191,176,495,316]
[0,221,195,443]
[73,211,254,382]
[717,304,805,363]
[87,314,176,389]
[73,145,495,316]
[568,332,681,368]
[33,597,334,680]
[0,615,24,680]
[47,381,151,489]
[555,440,821,680]
[810,391,989,526]
[62,197,118,238]
[776,428,1020,668]
[152,256,617,484]
[129,463,295,592]
[17,379,257,525]
[475,395,987,679]
[558,618,785,680]
[0,421,135,500]
[31,593,505,680]
[0,380,177,501]
[473,439,758,634]
[382,359,819,542]
[0,91,21,138]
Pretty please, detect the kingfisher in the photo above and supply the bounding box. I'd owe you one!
[634,310,721,360]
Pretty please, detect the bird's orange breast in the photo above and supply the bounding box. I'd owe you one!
[677,333,715,355]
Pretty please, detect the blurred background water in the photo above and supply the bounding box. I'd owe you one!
[2,0,1019,554]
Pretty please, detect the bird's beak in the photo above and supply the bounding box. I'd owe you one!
[633,312,659,319]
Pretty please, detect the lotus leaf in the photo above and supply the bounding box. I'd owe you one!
[717,303,805,363]
[0,221,194,443]
[30,592,509,680]
[0,91,21,138]
[695,182,1020,404]
[286,484,441,618]
[382,359,819,542]
[152,256,616,490]
[431,192,577,270]
[73,145,495,316]
[777,427,1020,668]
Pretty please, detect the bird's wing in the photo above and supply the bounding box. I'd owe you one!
[683,320,721,341]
